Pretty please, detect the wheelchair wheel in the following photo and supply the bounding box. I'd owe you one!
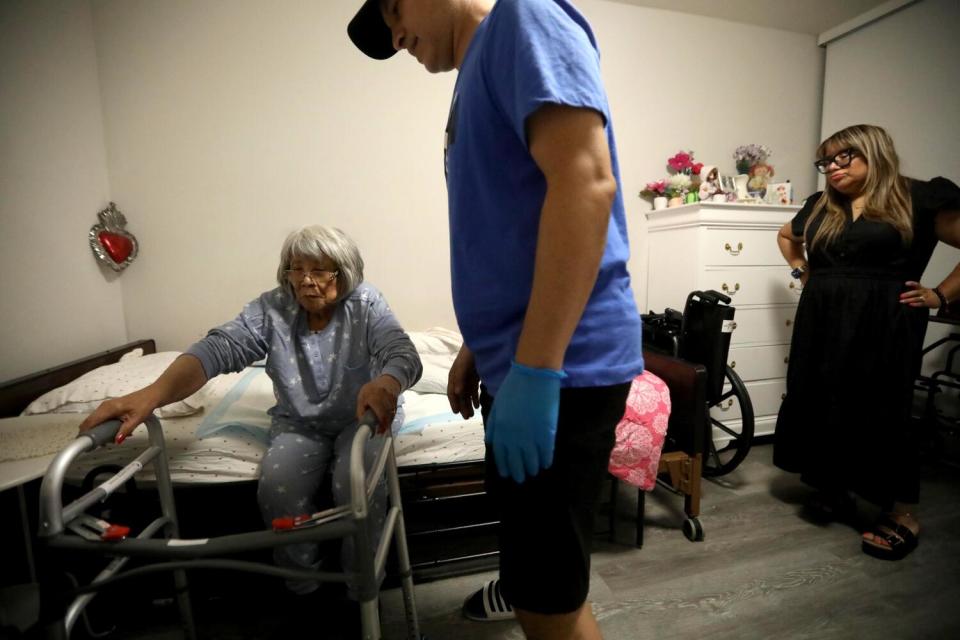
[703,365,754,477]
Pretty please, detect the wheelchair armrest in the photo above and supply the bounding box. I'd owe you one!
[642,349,708,455]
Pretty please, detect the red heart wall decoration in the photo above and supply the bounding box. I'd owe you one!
[98,231,134,264]
[89,202,139,272]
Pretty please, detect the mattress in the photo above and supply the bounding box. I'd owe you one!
[24,366,487,486]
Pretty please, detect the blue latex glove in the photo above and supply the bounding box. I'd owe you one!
[486,361,566,483]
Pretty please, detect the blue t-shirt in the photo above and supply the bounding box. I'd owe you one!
[444,0,643,395]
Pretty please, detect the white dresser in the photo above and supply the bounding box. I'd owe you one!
[643,201,801,439]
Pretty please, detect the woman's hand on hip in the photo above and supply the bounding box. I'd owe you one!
[357,374,402,434]
[900,281,939,308]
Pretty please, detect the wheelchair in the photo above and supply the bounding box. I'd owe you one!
[642,290,755,477]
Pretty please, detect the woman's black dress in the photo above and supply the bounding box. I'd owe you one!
[774,177,960,507]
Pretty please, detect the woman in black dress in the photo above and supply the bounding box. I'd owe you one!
[774,124,960,560]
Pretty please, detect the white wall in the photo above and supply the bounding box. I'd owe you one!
[1,0,826,374]
[89,0,457,350]
[0,0,126,382]
[820,0,960,376]
[581,0,823,312]
[87,0,824,351]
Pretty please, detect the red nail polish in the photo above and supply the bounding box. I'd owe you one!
[115,434,126,445]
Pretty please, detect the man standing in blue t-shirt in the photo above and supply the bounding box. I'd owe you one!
[348,1,643,637]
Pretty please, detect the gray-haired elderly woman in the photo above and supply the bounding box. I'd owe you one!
[80,224,422,600]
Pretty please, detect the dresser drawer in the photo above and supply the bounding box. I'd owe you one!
[700,267,804,306]
[703,228,785,266]
[727,344,791,382]
[710,378,786,423]
[729,306,797,345]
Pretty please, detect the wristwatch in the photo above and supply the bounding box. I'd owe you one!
[790,264,808,279]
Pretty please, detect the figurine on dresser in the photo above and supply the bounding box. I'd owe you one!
[698,165,722,202]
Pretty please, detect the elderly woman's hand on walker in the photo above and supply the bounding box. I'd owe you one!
[77,353,207,444]
[357,374,402,434]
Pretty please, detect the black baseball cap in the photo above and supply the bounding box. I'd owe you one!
[348,0,397,60]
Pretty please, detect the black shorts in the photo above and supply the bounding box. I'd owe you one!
[482,382,630,615]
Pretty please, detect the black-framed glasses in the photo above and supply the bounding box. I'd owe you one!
[814,148,859,174]
[285,268,338,283]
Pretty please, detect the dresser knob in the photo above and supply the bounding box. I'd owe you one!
[784,356,789,364]
[730,360,736,369]
[722,282,741,295]
[731,321,737,330]
[718,399,734,411]
[781,393,787,401]
[723,242,743,256]
[785,319,792,327]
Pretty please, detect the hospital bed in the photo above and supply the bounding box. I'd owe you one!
[1,334,483,488]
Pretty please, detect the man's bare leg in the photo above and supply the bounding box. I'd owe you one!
[515,602,602,640]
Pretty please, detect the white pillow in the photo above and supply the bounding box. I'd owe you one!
[408,328,462,395]
[22,351,210,418]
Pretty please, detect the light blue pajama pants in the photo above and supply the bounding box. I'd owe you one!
[257,415,397,599]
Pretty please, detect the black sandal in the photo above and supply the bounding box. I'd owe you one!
[861,516,919,561]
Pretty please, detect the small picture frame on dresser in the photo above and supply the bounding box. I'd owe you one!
[765,181,792,205]
[719,175,737,197]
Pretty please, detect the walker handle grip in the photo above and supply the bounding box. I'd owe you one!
[359,408,379,429]
[83,419,123,448]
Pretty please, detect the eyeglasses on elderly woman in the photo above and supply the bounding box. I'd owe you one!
[285,268,339,283]
[814,148,860,174]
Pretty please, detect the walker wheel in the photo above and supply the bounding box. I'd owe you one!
[682,517,704,542]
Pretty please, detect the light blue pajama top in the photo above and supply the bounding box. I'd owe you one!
[186,283,422,434]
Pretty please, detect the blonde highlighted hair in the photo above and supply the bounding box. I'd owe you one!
[805,124,913,250]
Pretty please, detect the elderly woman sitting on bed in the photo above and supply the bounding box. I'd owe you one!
[79,224,423,599]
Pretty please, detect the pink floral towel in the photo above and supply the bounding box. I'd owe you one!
[608,370,672,490]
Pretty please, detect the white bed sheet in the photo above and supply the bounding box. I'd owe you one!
[63,369,265,485]
[394,392,485,467]
[5,325,486,487]
[37,367,485,486]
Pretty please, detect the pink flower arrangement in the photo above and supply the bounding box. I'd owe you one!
[667,151,703,176]
[640,150,703,203]
[640,179,667,198]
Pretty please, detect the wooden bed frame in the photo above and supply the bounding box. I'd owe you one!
[0,340,157,418]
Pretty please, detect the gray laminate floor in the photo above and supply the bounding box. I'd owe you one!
[51,442,960,639]
[378,443,960,640]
